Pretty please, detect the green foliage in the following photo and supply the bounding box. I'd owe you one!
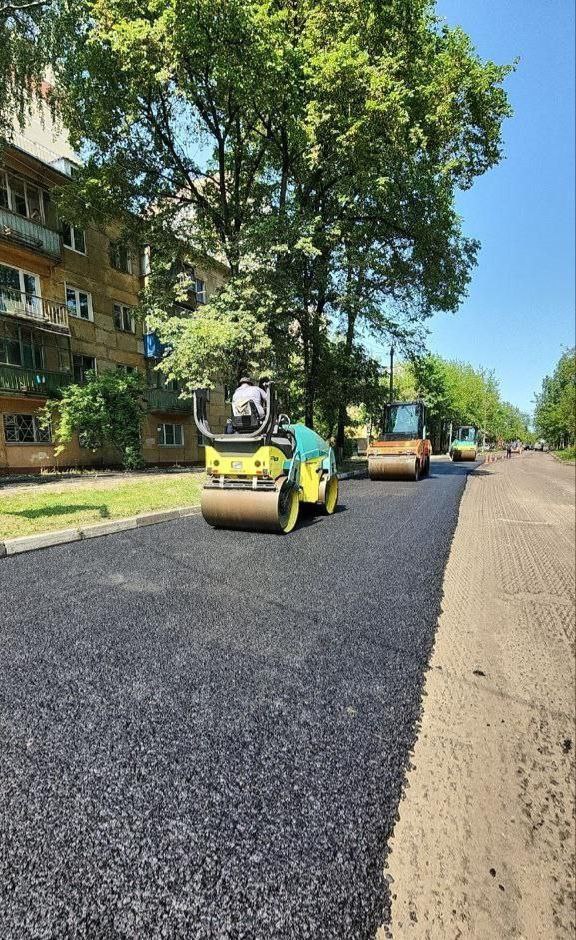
[555,446,576,462]
[42,370,146,469]
[534,348,576,449]
[48,0,513,428]
[405,354,529,445]
[0,0,54,136]
[150,278,273,393]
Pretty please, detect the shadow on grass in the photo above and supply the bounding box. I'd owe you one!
[6,503,111,521]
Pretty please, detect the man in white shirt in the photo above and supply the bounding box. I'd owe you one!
[232,377,267,418]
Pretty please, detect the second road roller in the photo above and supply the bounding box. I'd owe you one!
[193,383,338,533]
[368,400,431,481]
[450,425,478,461]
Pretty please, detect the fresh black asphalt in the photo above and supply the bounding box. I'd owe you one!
[0,458,480,939]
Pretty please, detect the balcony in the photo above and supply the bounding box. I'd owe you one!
[0,363,72,396]
[144,387,193,413]
[0,287,69,333]
[0,207,62,260]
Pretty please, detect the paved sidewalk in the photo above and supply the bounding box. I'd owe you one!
[382,453,575,938]
[0,467,204,494]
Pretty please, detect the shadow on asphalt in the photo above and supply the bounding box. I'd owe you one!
[295,503,348,529]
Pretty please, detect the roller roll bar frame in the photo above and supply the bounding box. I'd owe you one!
[193,382,279,444]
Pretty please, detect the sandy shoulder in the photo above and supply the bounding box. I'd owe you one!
[380,454,575,939]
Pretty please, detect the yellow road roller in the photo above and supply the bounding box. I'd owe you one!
[193,384,338,533]
[368,400,431,481]
[450,426,478,461]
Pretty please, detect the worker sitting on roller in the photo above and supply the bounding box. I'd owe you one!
[232,376,267,419]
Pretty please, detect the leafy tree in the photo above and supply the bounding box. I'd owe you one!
[405,354,529,448]
[48,0,512,430]
[534,348,576,448]
[0,0,54,136]
[43,370,146,470]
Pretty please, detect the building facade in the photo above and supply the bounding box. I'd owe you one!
[0,137,228,473]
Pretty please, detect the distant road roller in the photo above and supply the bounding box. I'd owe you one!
[368,400,431,481]
[450,426,478,461]
[193,384,338,533]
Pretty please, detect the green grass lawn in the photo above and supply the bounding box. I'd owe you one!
[554,446,576,462]
[0,476,205,541]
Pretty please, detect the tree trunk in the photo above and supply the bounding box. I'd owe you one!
[336,267,360,452]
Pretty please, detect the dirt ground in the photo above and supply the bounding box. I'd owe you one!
[380,453,575,939]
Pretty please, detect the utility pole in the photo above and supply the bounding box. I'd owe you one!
[482,370,488,451]
[389,345,394,404]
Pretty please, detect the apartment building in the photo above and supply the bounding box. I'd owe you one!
[0,134,228,473]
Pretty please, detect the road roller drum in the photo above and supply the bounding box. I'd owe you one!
[201,477,300,533]
[368,455,421,481]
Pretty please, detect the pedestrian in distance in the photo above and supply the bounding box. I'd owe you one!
[506,442,512,459]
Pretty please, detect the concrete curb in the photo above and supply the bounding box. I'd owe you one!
[4,528,82,556]
[1,505,201,557]
[337,469,368,480]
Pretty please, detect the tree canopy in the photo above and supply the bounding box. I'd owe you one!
[0,0,55,136]
[397,354,530,447]
[534,348,576,449]
[46,0,513,433]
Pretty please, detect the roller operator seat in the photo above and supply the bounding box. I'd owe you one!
[231,399,262,432]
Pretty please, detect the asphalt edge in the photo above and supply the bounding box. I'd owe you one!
[0,469,366,558]
[0,505,202,558]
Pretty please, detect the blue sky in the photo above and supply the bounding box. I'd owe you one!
[426,0,575,415]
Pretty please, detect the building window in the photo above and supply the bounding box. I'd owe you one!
[148,367,179,392]
[4,413,52,444]
[66,285,93,321]
[157,422,183,446]
[0,319,70,373]
[195,278,206,304]
[20,329,44,369]
[73,355,96,384]
[0,172,46,222]
[0,263,41,317]
[62,222,86,254]
[114,303,135,333]
[0,327,21,366]
[110,241,133,274]
[116,363,138,375]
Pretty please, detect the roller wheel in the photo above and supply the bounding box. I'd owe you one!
[414,459,420,482]
[318,473,338,514]
[200,475,300,533]
[422,455,430,477]
[277,478,300,533]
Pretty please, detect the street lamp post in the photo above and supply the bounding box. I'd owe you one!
[389,345,394,404]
